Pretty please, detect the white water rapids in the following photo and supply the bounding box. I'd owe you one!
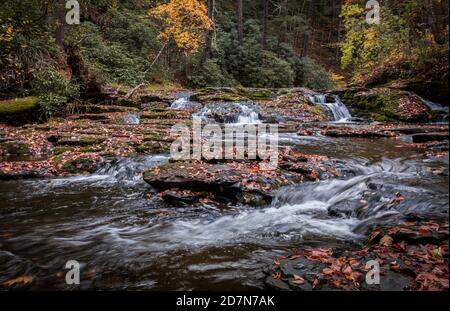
[309,94,352,122]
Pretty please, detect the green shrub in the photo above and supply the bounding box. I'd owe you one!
[31,69,79,118]
[31,69,78,98]
[295,57,334,90]
[190,59,238,87]
[37,94,70,118]
[66,21,147,86]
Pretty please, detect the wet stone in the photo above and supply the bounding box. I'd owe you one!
[264,276,291,291]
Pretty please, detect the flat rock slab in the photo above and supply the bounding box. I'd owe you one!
[143,149,337,205]
[53,136,106,147]
[144,161,297,193]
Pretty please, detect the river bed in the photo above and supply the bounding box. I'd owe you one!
[0,130,448,290]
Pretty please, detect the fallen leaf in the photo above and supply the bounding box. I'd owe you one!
[329,279,342,289]
[379,235,394,247]
[292,274,305,285]
[322,268,333,275]
[2,275,34,287]
[393,240,406,251]
[369,231,381,243]
[419,226,431,235]
[342,265,352,275]
[430,248,444,262]
[272,272,281,280]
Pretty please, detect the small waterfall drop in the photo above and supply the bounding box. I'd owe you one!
[170,91,201,110]
[309,94,352,122]
[196,102,261,124]
[122,113,140,125]
[418,96,449,122]
[236,103,261,124]
[170,97,190,110]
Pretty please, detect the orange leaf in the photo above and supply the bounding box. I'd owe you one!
[322,268,334,275]
[292,274,305,285]
[2,275,34,287]
[379,235,394,247]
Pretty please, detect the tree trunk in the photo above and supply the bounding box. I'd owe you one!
[183,51,190,84]
[54,2,66,48]
[301,0,314,57]
[202,0,215,63]
[237,0,244,43]
[262,0,268,48]
[427,0,445,44]
[281,0,289,42]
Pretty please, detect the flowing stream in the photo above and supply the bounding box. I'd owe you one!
[0,98,448,289]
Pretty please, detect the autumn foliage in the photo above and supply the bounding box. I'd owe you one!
[148,0,213,52]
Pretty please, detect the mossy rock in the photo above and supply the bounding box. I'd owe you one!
[76,114,110,121]
[116,98,140,108]
[61,157,99,174]
[0,97,40,124]
[0,97,39,115]
[238,190,272,206]
[53,146,74,156]
[237,87,275,100]
[143,135,173,143]
[140,111,179,120]
[135,142,170,154]
[141,102,170,111]
[54,136,106,147]
[343,88,430,122]
[0,141,30,155]
[79,146,105,153]
[193,87,249,102]
[79,104,139,114]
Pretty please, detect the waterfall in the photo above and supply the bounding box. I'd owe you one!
[170,91,201,110]
[309,94,352,122]
[196,102,261,124]
[170,97,190,110]
[236,103,261,124]
[122,113,140,125]
[418,96,449,122]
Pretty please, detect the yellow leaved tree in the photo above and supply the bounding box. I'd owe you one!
[149,0,213,82]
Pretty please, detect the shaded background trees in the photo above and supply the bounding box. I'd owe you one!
[0,0,448,102]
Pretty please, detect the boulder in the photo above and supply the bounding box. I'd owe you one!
[143,160,305,204]
[341,88,431,122]
[0,141,30,155]
[0,97,40,124]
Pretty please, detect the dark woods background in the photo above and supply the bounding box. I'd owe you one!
[0,0,448,113]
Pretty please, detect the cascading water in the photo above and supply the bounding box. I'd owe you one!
[122,113,140,125]
[170,97,189,109]
[170,91,201,110]
[309,94,352,122]
[236,103,261,124]
[123,157,448,250]
[418,96,449,122]
[196,102,261,124]
[44,155,169,188]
